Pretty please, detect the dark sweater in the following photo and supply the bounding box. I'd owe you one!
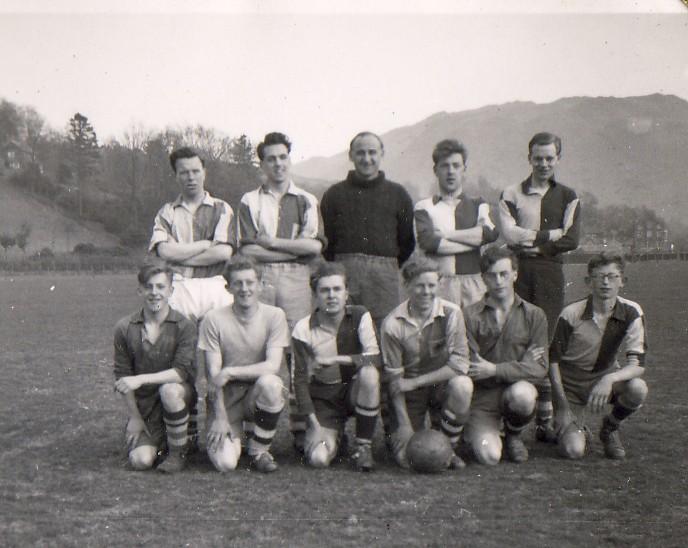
[320,171,415,266]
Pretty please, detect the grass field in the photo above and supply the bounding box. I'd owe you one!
[1,263,687,547]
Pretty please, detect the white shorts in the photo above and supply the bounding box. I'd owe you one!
[438,273,485,309]
[169,275,233,322]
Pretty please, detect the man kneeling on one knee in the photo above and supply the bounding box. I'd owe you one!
[292,261,381,471]
[200,256,288,473]
[113,262,198,473]
[549,252,648,460]
[381,257,473,469]
[462,247,549,465]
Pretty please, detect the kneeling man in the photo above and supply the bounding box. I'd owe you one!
[549,252,648,460]
[200,256,289,473]
[114,262,198,473]
[292,262,381,471]
[463,247,549,465]
[381,257,473,469]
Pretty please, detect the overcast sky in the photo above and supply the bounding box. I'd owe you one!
[1,0,687,160]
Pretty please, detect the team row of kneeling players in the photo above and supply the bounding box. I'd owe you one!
[114,250,647,473]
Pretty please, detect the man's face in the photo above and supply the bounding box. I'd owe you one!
[349,134,383,180]
[434,152,466,195]
[407,271,439,311]
[483,258,517,301]
[587,263,624,301]
[138,272,173,313]
[260,143,291,185]
[315,274,348,315]
[174,156,206,198]
[228,268,260,309]
[528,143,559,182]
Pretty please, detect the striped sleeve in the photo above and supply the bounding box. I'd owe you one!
[238,198,258,246]
[477,201,499,244]
[549,314,574,363]
[149,204,175,252]
[211,201,235,249]
[292,319,315,415]
[414,206,442,253]
[498,189,536,247]
[352,311,381,369]
[296,191,320,240]
[624,304,648,368]
[381,319,404,379]
[444,306,469,375]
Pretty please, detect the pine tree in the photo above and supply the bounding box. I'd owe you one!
[67,112,100,217]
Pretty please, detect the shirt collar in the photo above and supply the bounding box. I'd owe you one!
[172,191,214,208]
[522,176,557,196]
[308,306,354,329]
[130,308,184,324]
[478,293,524,313]
[259,180,299,197]
[395,298,445,325]
[581,296,627,321]
[346,170,386,187]
[432,192,464,205]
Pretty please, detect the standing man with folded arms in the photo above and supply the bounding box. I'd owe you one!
[498,132,581,442]
[415,139,499,308]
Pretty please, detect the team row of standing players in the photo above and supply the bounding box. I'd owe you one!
[113,130,648,473]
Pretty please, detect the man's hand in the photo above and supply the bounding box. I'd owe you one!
[317,356,346,368]
[210,369,232,389]
[587,375,613,414]
[304,420,326,457]
[553,407,575,434]
[549,229,564,242]
[256,230,275,250]
[125,417,149,451]
[388,376,416,398]
[390,424,414,468]
[206,416,232,453]
[468,355,497,381]
[523,346,547,369]
[115,376,142,395]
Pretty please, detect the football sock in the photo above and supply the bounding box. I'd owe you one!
[249,403,281,456]
[535,382,553,425]
[606,401,637,429]
[163,407,189,454]
[504,402,536,436]
[440,408,465,447]
[355,403,379,443]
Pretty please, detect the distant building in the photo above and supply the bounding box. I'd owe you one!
[633,220,671,253]
[1,142,31,171]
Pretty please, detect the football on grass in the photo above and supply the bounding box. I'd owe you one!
[406,429,453,473]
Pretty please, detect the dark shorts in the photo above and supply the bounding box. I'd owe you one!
[309,379,360,431]
[515,256,564,339]
[390,382,448,433]
[127,381,197,450]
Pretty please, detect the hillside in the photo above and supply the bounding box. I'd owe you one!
[0,177,120,254]
[293,94,688,226]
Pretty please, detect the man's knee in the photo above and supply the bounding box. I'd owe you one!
[504,381,537,417]
[255,374,284,407]
[619,378,648,408]
[358,365,380,389]
[557,424,586,459]
[447,375,473,402]
[209,437,241,472]
[470,431,502,466]
[159,382,185,405]
[129,446,157,470]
